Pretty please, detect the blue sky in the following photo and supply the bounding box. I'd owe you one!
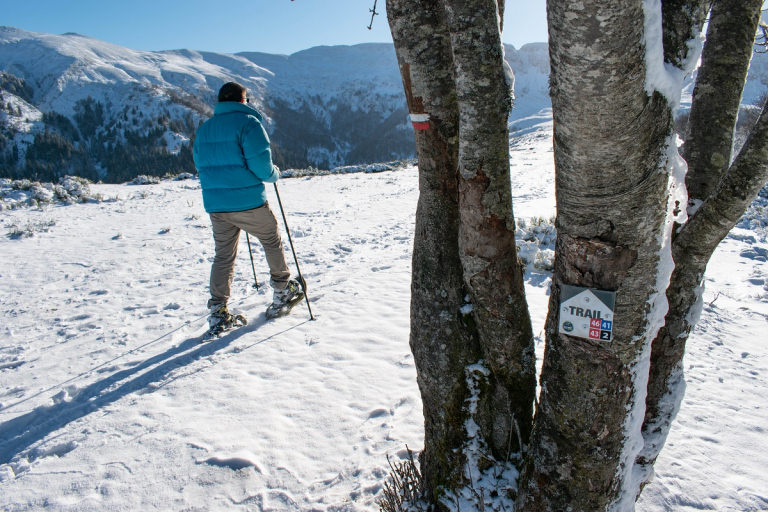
[1,0,547,55]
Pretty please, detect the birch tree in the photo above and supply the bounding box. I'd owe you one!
[385,0,768,509]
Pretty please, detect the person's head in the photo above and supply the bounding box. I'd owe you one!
[218,82,247,103]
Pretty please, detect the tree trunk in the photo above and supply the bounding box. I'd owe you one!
[444,0,536,460]
[660,0,710,68]
[388,0,768,509]
[517,0,675,509]
[637,0,766,491]
[682,0,764,204]
[388,0,536,505]
[638,104,768,489]
[387,0,480,501]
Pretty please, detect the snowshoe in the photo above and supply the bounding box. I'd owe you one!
[204,305,247,340]
[265,279,305,320]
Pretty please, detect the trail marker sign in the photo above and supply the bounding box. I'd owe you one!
[558,284,616,342]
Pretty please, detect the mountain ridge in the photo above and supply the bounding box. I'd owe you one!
[0,27,439,180]
[1,26,765,183]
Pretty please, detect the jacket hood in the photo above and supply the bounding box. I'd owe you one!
[213,101,264,121]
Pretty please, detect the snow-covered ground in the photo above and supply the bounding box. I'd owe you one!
[1,125,767,511]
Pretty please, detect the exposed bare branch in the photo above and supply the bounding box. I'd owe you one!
[367,0,380,30]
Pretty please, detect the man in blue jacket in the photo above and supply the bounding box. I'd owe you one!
[194,81,303,332]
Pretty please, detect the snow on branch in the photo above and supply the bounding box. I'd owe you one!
[756,20,768,53]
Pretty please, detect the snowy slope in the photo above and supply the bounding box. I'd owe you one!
[0,26,551,123]
[0,27,270,113]
[1,125,767,511]
[0,170,421,510]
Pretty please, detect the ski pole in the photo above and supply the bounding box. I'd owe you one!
[245,232,260,289]
[273,182,315,320]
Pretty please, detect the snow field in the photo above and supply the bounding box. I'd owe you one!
[637,231,768,511]
[0,171,423,510]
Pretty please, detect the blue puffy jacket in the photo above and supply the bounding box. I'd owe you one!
[193,101,279,213]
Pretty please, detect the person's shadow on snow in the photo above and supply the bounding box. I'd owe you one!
[0,317,304,466]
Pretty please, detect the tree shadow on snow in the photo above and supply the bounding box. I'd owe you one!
[0,317,307,465]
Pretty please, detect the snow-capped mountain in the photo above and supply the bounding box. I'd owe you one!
[1,25,766,183]
[0,26,553,182]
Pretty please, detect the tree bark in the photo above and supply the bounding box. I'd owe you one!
[388,0,536,505]
[387,0,480,501]
[444,0,536,459]
[682,0,764,204]
[517,0,674,509]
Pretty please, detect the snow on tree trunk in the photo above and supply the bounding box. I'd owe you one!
[637,0,766,492]
[516,0,680,509]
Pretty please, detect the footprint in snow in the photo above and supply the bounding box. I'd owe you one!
[0,360,26,371]
[332,244,353,255]
[200,454,265,474]
[29,440,78,462]
[740,246,768,261]
[368,408,393,419]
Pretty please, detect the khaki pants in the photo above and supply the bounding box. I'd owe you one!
[208,203,290,308]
